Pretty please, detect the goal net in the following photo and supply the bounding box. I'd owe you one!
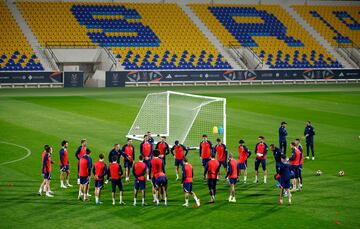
[126,91,226,148]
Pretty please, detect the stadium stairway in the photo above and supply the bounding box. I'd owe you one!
[283,4,353,68]
[6,1,56,71]
[179,3,244,69]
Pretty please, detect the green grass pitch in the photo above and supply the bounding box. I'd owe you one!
[0,84,359,229]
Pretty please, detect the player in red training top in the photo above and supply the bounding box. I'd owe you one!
[238,139,251,184]
[289,142,302,192]
[38,144,51,196]
[59,140,72,189]
[170,140,188,180]
[40,145,54,197]
[108,155,125,205]
[182,157,200,208]
[204,153,220,204]
[155,136,170,169]
[225,154,239,203]
[78,148,92,201]
[75,139,87,186]
[199,134,213,174]
[140,134,153,179]
[122,138,135,182]
[214,138,228,180]
[254,136,268,184]
[150,150,167,206]
[93,153,107,205]
[132,155,147,206]
[295,138,304,190]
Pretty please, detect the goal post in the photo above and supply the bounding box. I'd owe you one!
[126,91,226,148]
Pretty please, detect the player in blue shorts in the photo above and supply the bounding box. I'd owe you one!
[154,171,168,206]
[78,149,92,201]
[289,142,301,192]
[276,154,292,205]
[108,156,125,205]
[238,140,251,184]
[59,140,72,189]
[254,136,268,184]
[40,145,54,197]
[225,154,238,203]
[93,153,107,204]
[133,155,147,206]
[295,138,304,189]
[182,157,200,207]
[170,140,188,180]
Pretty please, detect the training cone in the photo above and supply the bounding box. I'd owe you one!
[213,126,218,134]
[218,127,224,135]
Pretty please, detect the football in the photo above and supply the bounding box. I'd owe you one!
[315,170,322,176]
[338,170,345,176]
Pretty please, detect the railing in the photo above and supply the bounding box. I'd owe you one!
[228,42,263,69]
[337,41,360,67]
[246,46,263,69]
[45,41,100,49]
[228,41,247,67]
[45,46,60,70]
[103,47,117,71]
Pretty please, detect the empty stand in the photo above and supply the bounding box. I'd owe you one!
[190,4,342,69]
[0,1,43,71]
[17,2,231,70]
[293,5,360,47]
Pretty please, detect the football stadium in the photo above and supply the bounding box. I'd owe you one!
[0,0,359,228]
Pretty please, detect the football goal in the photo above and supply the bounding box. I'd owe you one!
[126,91,226,149]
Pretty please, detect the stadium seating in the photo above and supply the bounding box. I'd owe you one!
[17,2,231,70]
[190,4,342,69]
[292,5,360,47]
[0,1,43,71]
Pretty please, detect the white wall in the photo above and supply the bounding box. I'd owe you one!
[52,48,100,63]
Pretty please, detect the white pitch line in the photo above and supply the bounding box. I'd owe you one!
[0,141,32,165]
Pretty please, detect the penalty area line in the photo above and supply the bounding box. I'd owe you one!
[0,141,32,165]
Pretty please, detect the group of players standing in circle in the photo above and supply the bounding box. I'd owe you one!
[38,121,316,206]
